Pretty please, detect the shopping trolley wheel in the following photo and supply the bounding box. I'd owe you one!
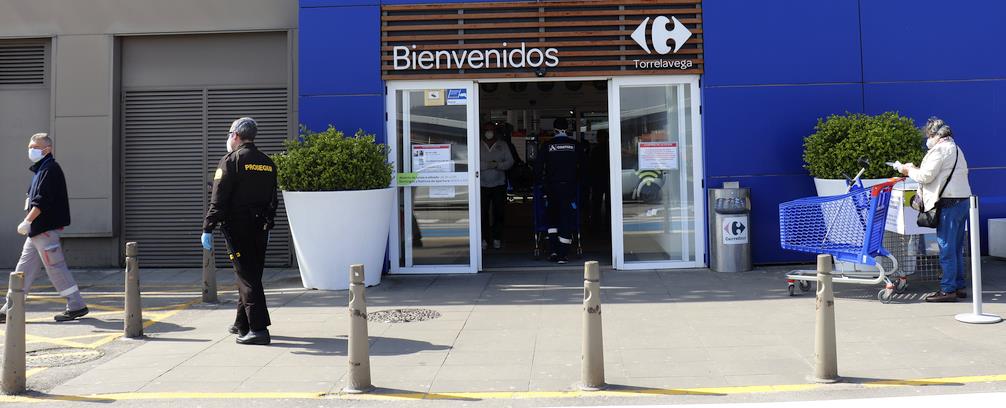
[799,280,811,292]
[788,284,797,297]
[895,278,909,294]
[877,288,895,303]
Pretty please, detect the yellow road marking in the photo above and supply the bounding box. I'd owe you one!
[25,334,91,349]
[864,374,1006,388]
[28,333,112,343]
[26,368,46,378]
[1,373,1006,403]
[10,300,197,350]
[28,297,120,312]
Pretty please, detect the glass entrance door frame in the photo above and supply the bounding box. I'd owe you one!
[387,80,480,274]
[608,75,705,270]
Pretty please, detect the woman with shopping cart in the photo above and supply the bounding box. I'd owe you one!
[895,117,972,302]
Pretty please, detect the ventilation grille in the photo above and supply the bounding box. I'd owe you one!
[0,44,46,86]
[123,88,292,268]
[381,0,703,80]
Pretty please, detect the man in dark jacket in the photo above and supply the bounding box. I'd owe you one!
[537,118,587,264]
[1,133,88,323]
[202,117,278,345]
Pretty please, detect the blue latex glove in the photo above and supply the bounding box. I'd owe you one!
[200,232,213,250]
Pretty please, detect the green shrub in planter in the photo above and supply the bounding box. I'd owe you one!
[803,112,925,179]
[272,126,393,191]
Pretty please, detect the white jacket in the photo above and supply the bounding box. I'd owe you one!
[479,139,514,188]
[908,137,971,211]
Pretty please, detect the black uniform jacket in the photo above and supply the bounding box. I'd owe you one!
[27,154,71,237]
[537,133,587,185]
[203,143,278,233]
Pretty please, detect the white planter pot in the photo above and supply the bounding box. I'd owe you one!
[812,178,889,272]
[283,188,394,290]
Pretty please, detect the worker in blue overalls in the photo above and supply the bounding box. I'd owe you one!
[537,117,586,264]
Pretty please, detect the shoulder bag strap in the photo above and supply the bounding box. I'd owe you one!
[918,146,959,211]
[936,146,959,201]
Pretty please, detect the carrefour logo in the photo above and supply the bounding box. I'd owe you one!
[631,16,693,55]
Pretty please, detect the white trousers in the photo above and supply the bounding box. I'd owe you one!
[2,229,86,314]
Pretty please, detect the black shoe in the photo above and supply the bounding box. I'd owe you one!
[228,325,249,336]
[957,290,967,299]
[54,307,89,322]
[236,329,271,345]
[548,253,559,263]
[556,256,569,264]
[925,291,958,303]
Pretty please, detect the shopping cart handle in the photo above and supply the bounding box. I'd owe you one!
[869,177,905,196]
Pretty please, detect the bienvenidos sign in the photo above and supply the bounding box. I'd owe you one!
[393,42,559,71]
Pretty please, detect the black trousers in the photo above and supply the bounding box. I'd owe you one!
[222,220,271,332]
[546,182,577,257]
[481,185,506,241]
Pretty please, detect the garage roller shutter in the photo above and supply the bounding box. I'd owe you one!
[206,88,291,267]
[123,88,291,267]
[123,90,206,267]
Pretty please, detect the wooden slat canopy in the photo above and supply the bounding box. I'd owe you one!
[382,0,703,80]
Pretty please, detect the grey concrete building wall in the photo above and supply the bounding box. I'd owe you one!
[0,0,297,267]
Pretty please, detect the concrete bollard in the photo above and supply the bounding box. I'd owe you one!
[812,254,838,383]
[202,248,218,303]
[580,261,605,391]
[2,272,26,394]
[124,242,143,339]
[344,264,373,394]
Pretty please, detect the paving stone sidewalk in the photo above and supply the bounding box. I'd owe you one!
[25,258,1006,398]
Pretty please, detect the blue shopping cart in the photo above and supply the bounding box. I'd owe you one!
[779,177,908,303]
[531,183,583,258]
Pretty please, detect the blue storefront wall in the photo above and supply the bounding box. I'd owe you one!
[300,0,1006,263]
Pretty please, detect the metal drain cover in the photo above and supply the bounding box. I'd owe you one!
[26,347,103,367]
[367,308,441,323]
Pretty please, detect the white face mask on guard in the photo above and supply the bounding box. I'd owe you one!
[226,134,236,153]
[483,131,494,140]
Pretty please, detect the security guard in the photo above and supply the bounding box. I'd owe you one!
[537,117,586,264]
[201,117,278,345]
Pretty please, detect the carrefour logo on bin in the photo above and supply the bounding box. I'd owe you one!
[631,16,693,55]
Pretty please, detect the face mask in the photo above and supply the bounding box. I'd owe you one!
[926,137,938,149]
[226,135,235,153]
[483,132,494,140]
[28,148,44,163]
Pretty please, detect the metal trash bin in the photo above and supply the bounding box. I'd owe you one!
[709,182,752,272]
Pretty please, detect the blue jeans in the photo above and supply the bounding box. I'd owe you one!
[937,198,969,293]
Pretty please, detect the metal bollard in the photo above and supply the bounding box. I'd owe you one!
[124,242,143,339]
[2,272,26,394]
[202,248,218,303]
[344,264,373,394]
[580,261,605,390]
[955,196,1002,324]
[812,254,838,383]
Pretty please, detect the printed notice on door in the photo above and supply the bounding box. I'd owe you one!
[412,144,452,173]
[412,144,455,198]
[446,88,468,105]
[638,142,678,170]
